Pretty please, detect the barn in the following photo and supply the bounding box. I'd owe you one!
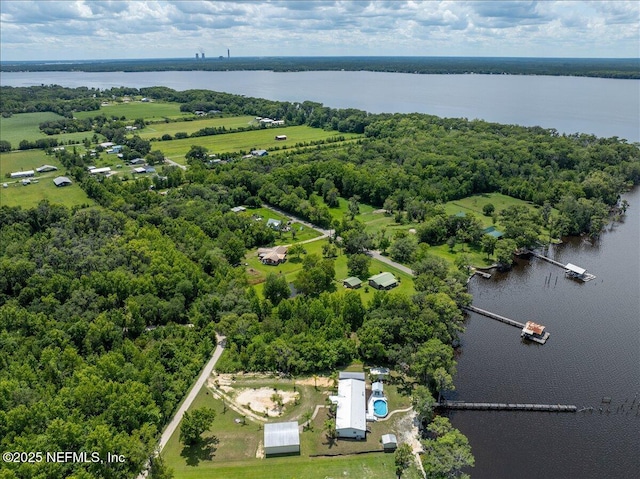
[264,421,300,456]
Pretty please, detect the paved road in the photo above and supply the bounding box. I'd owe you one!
[368,250,414,276]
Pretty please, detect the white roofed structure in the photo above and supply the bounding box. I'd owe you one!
[331,373,367,440]
[264,421,300,456]
[565,263,586,275]
[89,167,111,175]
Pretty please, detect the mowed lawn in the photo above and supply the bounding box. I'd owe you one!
[160,126,362,163]
[75,101,185,121]
[133,115,256,140]
[0,112,95,146]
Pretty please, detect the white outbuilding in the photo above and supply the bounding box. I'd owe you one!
[264,421,300,456]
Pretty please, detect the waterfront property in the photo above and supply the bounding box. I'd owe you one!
[330,372,367,440]
[264,421,300,457]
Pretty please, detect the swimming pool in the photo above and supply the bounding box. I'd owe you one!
[373,399,388,417]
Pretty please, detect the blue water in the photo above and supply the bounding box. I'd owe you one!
[373,399,388,417]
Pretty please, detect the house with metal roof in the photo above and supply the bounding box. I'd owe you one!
[251,149,268,157]
[482,226,504,238]
[330,372,367,440]
[36,165,58,173]
[266,218,282,230]
[53,176,72,187]
[368,272,398,290]
[343,277,362,289]
[264,421,300,456]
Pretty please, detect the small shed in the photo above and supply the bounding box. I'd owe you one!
[231,206,247,213]
[368,272,398,290]
[482,226,504,239]
[382,434,398,451]
[275,135,287,140]
[343,277,362,289]
[53,176,73,187]
[264,421,300,456]
[133,167,147,174]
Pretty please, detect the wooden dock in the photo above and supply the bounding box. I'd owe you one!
[464,305,525,329]
[441,401,577,413]
[529,250,565,268]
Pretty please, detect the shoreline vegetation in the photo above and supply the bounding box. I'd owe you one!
[1,84,638,479]
[1,56,639,79]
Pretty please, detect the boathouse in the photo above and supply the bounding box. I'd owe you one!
[521,321,550,344]
[565,263,587,280]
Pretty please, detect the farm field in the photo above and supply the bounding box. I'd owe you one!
[74,101,185,121]
[160,125,361,163]
[133,115,256,139]
[0,112,96,146]
[162,372,422,479]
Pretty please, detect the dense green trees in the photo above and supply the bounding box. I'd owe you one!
[421,417,474,479]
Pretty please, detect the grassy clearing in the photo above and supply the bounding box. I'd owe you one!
[75,101,185,121]
[162,372,422,479]
[0,112,95,147]
[134,115,256,140]
[159,126,361,162]
[0,150,94,208]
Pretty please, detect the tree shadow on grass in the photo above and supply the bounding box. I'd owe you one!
[180,436,219,467]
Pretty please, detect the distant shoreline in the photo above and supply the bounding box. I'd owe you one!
[2,56,639,79]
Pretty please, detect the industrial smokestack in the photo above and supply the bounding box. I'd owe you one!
[228,49,230,59]
[195,53,199,59]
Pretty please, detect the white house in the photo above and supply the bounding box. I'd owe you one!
[264,422,300,456]
[330,372,367,440]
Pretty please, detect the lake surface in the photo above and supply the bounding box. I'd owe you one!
[453,186,640,478]
[1,70,639,142]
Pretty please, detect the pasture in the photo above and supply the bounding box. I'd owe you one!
[0,112,94,147]
[75,101,185,121]
[159,125,361,163]
[133,115,256,140]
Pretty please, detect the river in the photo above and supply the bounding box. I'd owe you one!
[2,69,639,477]
[453,186,640,478]
[1,70,638,142]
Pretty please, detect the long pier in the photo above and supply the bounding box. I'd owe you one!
[529,250,565,268]
[464,305,525,329]
[441,401,577,413]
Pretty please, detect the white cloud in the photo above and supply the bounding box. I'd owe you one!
[0,0,638,60]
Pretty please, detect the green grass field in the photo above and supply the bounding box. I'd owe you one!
[159,126,361,162]
[0,112,96,147]
[133,116,256,140]
[75,101,185,121]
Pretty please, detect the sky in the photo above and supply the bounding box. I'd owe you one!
[1,1,639,61]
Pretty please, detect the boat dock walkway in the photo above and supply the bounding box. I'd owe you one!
[441,401,577,413]
[529,250,565,268]
[464,305,525,329]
